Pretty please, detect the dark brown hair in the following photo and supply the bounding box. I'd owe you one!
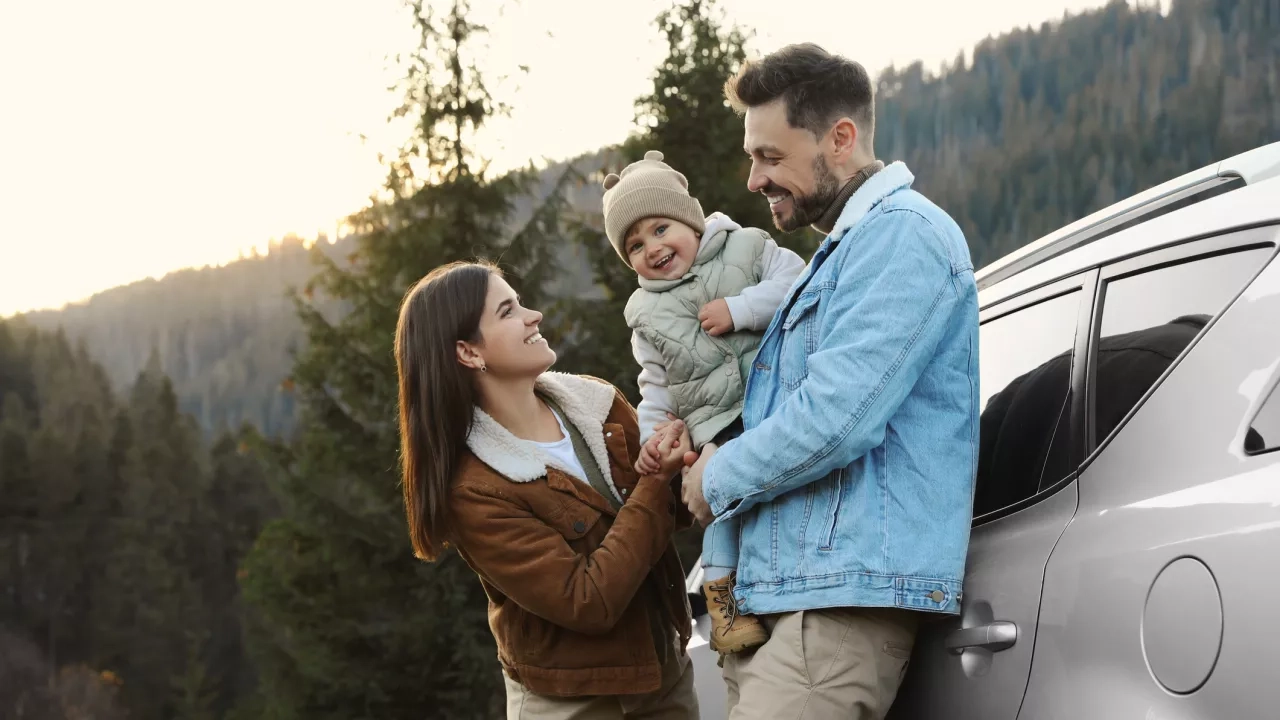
[395,260,498,560]
[725,43,876,147]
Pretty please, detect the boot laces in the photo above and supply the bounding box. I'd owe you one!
[707,578,740,631]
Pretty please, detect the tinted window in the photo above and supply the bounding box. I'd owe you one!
[1095,249,1271,443]
[975,290,1081,517]
[1247,383,1280,455]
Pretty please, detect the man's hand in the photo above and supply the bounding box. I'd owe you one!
[698,299,734,337]
[681,442,717,526]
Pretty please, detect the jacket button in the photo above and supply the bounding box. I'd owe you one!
[573,520,586,533]
[621,487,628,496]
[930,590,945,603]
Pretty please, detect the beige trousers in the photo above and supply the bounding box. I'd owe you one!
[503,651,699,720]
[722,607,918,720]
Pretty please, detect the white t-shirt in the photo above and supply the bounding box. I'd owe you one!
[532,409,589,483]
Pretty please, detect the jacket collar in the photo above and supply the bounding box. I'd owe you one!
[828,161,915,241]
[466,372,620,492]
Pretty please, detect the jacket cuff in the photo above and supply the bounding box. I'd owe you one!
[631,473,680,523]
[724,295,753,331]
[703,449,736,518]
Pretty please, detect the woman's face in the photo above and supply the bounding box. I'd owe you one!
[459,273,555,377]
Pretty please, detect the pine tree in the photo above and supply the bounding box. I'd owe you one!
[0,325,119,691]
[0,320,36,412]
[95,359,212,720]
[0,322,240,720]
[626,0,798,251]
[0,391,35,634]
[239,1,572,717]
[172,630,219,720]
[556,0,776,406]
[202,428,278,716]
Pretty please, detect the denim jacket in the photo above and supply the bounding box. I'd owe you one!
[702,162,980,615]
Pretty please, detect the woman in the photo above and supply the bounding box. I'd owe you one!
[395,260,699,719]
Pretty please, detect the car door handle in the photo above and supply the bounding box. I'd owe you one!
[945,621,1017,655]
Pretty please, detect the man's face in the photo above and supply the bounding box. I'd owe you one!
[743,98,841,232]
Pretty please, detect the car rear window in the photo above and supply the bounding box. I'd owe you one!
[1094,248,1272,444]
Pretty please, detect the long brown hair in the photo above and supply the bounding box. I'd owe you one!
[395,260,498,560]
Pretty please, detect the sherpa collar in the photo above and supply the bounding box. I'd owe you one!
[465,372,622,499]
[828,161,915,241]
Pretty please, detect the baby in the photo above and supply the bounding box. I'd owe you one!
[601,150,805,654]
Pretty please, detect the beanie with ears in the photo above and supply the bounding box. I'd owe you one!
[601,150,706,263]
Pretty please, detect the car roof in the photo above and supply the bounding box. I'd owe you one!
[977,142,1280,309]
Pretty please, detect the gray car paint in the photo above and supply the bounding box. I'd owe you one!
[1019,236,1280,718]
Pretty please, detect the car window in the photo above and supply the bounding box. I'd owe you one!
[1095,248,1272,444]
[1247,383,1280,455]
[975,290,1081,518]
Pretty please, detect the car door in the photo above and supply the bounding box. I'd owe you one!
[1019,231,1280,717]
[889,272,1094,720]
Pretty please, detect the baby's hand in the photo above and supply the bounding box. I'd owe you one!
[698,299,734,337]
[652,420,692,475]
[634,419,690,477]
[634,413,682,475]
[634,432,665,475]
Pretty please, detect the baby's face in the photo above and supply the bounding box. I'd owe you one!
[625,217,700,282]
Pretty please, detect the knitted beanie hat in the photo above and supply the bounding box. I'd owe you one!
[601,150,706,263]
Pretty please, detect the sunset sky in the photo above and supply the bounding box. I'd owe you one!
[0,0,1124,317]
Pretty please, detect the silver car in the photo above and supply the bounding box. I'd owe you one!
[687,142,1280,719]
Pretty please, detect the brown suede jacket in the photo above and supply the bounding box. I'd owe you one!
[449,372,693,698]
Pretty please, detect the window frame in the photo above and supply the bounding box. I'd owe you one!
[1082,226,1280,468]
[973,269,1098,527]
[1246,371,1280,458]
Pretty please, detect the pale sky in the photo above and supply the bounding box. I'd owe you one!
[0,0,1119,317]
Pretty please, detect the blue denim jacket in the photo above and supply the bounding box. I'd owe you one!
[702,162,979,615]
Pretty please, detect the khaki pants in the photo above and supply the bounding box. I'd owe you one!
[503,651,699,720]
[723,607,918,720]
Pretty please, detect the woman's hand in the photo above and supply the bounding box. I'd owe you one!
[634,413,683,475]
[652,420,692,476]
[634,434,663,475]
[634,418,689,477]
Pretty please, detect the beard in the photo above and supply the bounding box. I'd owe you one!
[766,154,843,232]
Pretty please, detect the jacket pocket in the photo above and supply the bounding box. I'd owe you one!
[547,503,603,545]
[819,467,845,551]
[779,290,821,390]
[501,602,559,662]
[602,422,633,483]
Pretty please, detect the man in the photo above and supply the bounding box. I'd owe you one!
[679,43,980,719]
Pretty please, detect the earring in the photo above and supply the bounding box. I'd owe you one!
[479,364,487,373]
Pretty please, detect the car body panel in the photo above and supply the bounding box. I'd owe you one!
[1019,239,1280,718]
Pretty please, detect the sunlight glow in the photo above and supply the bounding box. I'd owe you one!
[0,0,1112,317]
